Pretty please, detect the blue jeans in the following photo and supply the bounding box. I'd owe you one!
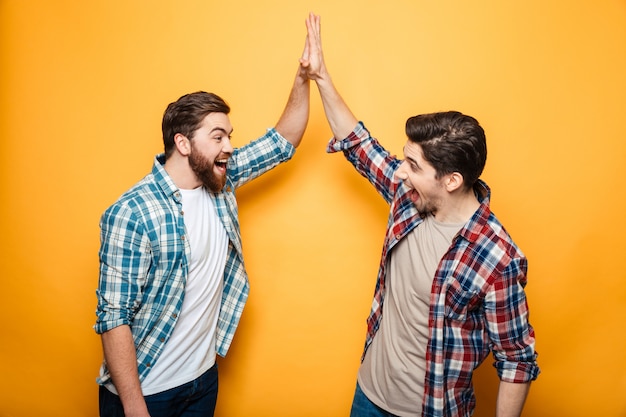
[350,382,400,417]
[99,364,218,417]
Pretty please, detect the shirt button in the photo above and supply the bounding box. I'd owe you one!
[180,210,184,216]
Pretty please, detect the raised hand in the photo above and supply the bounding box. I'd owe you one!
[300,12,358,139]
[299,13,326,81]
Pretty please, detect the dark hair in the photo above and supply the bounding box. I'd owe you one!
[405,111,487,190]
[161,91,230,158]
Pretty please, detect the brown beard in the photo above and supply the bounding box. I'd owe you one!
[188,148,226,192]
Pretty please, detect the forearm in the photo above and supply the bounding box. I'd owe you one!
[101,325,150,417]
[315,73,359,140]
[495,381,530,417]
[274,69,310,148]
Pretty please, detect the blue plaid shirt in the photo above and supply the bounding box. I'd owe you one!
[328,122,539,417]
[95,128,295,385]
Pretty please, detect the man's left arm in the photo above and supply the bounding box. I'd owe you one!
[485,256,539,416]
[226,43,310,188]
[496,380,531,417]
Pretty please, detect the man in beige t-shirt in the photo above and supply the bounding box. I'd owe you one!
[301,13,539,417]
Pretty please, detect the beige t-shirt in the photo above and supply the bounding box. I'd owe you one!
[358,215,464,416]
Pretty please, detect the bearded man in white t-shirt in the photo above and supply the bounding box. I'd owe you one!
[95,39,311,417]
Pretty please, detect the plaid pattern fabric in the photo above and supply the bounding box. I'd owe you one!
[95,128,294,385]
[328,122,539,417]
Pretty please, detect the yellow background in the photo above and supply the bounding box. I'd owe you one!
[1,1,625,416]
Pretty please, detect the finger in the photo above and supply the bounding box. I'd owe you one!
[305,13,314,36]
[300,34,310,65]
[312,14,321,39]
[305,15,319,47]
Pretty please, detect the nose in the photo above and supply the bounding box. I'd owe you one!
[394,160,409,181]
[223,137,234,154]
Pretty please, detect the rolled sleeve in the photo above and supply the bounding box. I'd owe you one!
[487,257,540,383]
[325,121,401,204]
[326,121,369,153]
[227,127,296,188]
[94,203,150,334]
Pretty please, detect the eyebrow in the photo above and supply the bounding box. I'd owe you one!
[210,127,233,135]
[402,146,419,166]
[404,157,424,173]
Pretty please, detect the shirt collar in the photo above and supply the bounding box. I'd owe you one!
[153,154,182,203]
[457,179,492,243]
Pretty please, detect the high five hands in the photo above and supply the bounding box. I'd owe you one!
[300,13,326,82]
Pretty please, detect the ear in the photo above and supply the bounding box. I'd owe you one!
[174,133,191,156]
[444,172,465,192]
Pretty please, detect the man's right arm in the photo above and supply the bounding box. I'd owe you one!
[101,325,150,417]
[97,204,151,416]
[300,13,402,204]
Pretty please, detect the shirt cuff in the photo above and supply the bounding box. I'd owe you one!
[496,359,541,383]
[326,121,370,153]
[266,127,296,159]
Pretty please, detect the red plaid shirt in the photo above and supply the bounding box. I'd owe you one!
[328,122,539,417]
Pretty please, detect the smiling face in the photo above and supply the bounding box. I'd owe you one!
[187,112,234,192]
[395,140,448,217]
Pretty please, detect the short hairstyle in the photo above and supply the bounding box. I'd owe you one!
[405,111,487,190]
[161,91,230,158]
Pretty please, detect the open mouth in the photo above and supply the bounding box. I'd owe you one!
[215,158,228,173]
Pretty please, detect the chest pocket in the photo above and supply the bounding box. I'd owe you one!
[443,275,483,322]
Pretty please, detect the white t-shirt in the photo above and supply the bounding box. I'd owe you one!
[140,186,228,395]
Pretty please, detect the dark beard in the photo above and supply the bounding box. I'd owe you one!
[188,150,225,192]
